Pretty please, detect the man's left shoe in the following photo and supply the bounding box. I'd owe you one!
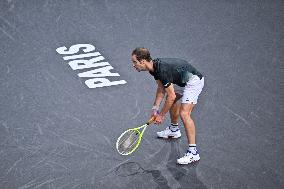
[156,126,181,139]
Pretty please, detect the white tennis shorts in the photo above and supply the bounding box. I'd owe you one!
[174,75,205,104]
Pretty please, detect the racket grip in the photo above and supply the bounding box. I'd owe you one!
[147,116,156,125]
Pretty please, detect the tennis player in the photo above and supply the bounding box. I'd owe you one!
[131,47,205,164]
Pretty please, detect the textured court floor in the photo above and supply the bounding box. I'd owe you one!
[0,0,283,188]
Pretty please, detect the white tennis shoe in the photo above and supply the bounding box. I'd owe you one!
[177,150,200,164]
[157,126,181,139]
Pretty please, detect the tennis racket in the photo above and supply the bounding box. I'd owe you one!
[116,117,155,156]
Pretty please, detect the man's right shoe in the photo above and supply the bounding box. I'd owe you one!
[177,150,200,164]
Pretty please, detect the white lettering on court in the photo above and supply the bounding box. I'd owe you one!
[56,44,127,88]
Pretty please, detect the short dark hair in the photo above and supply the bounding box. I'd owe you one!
[132,47,152,62]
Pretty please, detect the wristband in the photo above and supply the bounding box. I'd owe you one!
[151,105,159,110]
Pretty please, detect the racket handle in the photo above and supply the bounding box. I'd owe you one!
[146,116,156,125]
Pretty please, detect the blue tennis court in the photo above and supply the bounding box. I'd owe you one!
[0,0,283,188]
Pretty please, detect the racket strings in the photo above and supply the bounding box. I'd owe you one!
[117,130,140,155]
[119,130,136,146]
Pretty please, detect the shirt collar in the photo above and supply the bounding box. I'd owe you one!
[150,58,159,75]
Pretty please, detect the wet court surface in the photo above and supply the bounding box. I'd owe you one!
[0,0,283,188]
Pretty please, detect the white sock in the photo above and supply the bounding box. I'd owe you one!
[170,123,179,131]
[188,144,197,154]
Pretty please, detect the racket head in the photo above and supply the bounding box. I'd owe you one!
[116,128,143,155]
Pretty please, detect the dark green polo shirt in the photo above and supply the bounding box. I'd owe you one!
[149,58,203,88]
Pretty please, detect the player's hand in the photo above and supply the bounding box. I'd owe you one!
[151,105,159,117]
[151,109,159,117]
[154,114,164,125]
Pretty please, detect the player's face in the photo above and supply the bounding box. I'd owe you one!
[131,55,146,72]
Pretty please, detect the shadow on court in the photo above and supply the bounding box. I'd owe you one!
[113,139,207,189]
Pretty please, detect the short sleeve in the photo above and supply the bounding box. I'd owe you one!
[149,71,158,80]
[160,76,171,88]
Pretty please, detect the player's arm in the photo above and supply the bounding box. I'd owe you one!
[159,83,176,116]
[153,80,165,108]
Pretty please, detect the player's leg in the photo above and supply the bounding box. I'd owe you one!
[169,94,181,124]
[157,92,182,139]
[180,102,196,144]
[177,102,200,164]
[177,76,204,164]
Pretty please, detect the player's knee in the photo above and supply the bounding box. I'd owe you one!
[180,110,190,120]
